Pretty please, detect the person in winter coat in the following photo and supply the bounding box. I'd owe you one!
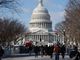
[69,45,78,58]
[40,45,44,57]
[61,45,66,59]
[54,44,61,60]
[0,46,4,60]
[69,45,80,60]
[74,51,80,60]
[48,45,54,59]
[34,46,40,57]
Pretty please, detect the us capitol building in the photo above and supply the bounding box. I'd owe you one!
[16,0,62,45]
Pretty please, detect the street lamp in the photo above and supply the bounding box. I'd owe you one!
[55,32,59,43]
[63,29,66,44]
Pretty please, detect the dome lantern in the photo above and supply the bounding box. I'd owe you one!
[39,0,43,6]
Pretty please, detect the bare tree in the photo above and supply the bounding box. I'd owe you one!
[0,0,19,8]
[0,0,21,16]
[65,0,80,43]
[0,18,26,45]
[55,0,80,44]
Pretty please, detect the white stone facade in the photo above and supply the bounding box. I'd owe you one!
[25,0,59,44]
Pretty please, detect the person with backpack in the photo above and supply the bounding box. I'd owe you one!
[0,46,4,60]
[54,44,61,60]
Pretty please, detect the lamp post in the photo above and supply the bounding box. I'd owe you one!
[55,32,59,43]
[63,30,66,44]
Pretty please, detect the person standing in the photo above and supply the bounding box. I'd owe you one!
[48,45,54,59]
[40,45,44,57]
[61,45,66,59]
[44,45,48,55]
[54,44,61,60]
[34,45,40,57]
[69,45,78,58]
[70,45,80,60]
[0,46,4,60]
[75,51,80,60]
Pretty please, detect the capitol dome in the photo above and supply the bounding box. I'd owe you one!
[29,0,52,32]
[33,2,48,13]
[25,0,58,44]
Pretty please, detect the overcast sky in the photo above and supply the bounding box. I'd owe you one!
[0,0,68,30]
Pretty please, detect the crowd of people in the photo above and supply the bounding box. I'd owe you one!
[24,42,80,60]
[32,43,66,60]
[0,42,80,60]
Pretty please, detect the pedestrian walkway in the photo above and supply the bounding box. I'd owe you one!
[2,55,70,60]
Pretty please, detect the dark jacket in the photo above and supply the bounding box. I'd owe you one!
[69,50,77,58]
[75,52,80,60]
[61,45,66,54]
[0,46,4,57]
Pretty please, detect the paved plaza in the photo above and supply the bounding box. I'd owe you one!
[2,55,70,60]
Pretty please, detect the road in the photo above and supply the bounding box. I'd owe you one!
[2,55,70,60]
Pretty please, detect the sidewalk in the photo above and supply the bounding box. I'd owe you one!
[3,53,35,58]
[2,55,70,60]
[2,56,52,60]
[3,53,69,58]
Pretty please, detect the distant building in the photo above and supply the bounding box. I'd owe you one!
[14,0,62,46]
[25,0,61,45]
